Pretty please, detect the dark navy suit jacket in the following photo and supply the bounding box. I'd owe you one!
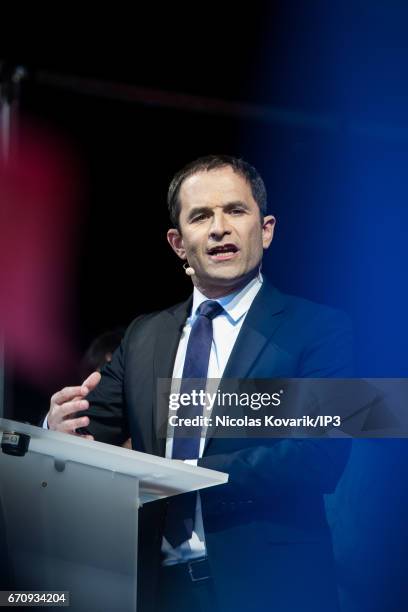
[83,282,353,612]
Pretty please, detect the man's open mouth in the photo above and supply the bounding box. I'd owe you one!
[207,244,239,261]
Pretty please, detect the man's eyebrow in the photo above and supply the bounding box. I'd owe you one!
[187,201,250,220]
[223,200,250,210]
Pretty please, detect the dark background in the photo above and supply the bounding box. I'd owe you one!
[3,1,408,417]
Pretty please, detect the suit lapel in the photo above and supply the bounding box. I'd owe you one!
[223,282,286,378]
[204,282,286,450]
[153,296,192,456]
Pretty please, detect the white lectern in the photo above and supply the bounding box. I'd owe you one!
[0,418,228,612]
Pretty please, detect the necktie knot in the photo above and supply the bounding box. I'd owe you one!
[196,300,224,320]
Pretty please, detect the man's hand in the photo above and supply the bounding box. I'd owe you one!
[47,371,101,439]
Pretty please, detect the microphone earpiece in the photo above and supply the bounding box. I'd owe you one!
[183,262,195,276]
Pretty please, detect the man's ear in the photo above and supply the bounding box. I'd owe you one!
[262,215,276,250]
[167,228,186,260]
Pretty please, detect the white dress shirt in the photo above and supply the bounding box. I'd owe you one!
[43,273,263,565]
[161,273,263,565]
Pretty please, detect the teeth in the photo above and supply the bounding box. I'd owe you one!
[209,246,236,254]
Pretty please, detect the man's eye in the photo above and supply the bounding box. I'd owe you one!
[191,213,207,222]
[230,208,244,215]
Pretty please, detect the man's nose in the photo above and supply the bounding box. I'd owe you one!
[209,212,231,240]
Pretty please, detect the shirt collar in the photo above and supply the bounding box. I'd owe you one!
[190,273,263,325]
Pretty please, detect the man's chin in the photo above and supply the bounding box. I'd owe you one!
[195,268,257,294]
[204,270,243,285]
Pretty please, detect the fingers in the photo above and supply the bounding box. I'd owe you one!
[58,415,91,435]
[74,433,94,441]
[81,371,101,393]
[50,372,101,407]
[53,399,90,420]
[48,371,101,434]
[51,386,88,406]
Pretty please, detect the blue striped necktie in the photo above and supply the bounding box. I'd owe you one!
[164,299,224,547]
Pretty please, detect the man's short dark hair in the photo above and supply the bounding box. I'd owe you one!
[167,154,268,229]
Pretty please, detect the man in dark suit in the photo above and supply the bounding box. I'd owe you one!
[47,155,352,612]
